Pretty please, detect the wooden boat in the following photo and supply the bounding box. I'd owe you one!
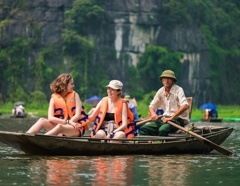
[9,113,27,118]
[0,126,233,156]
[201,118,223,122]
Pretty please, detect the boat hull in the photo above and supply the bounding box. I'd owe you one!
[0,127,234,156]
[201,118,223,122]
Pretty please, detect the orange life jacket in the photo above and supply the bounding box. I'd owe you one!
[52,91,89,130]
[91,97,136,139]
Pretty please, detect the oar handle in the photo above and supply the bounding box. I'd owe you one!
[136,115,163,126]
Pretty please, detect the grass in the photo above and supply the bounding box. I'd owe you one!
[191,105,240,119]
[0,102,93,117]
[1,101,240,119]
[134,103,240,119]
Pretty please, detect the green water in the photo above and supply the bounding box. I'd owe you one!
[0,118,239,186]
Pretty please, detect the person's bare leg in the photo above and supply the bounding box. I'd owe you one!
[94,130,106,138]
[45,124,80,137]
[26,118,56,134]
[114,131,126,139]
[109,131,125,143]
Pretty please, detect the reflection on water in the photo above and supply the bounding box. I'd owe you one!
[31,159,80,186]
[1,154,239,186]
[91,156,135,185]
[145,157,188,186]
[0,119,240,185]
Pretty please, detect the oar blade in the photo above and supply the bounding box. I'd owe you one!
[203,138,235,157]
[168,121,236,157]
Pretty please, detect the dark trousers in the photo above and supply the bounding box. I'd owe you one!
[138,118,185,136]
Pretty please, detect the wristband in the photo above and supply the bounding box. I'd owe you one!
[110,131,115,139]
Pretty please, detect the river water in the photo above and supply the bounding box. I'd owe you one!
[0,118,239,186]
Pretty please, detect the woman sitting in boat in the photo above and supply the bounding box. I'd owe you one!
[88,80,137,140]
[26,74,88,137]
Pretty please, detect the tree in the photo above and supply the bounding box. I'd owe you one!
[136,45,183,95]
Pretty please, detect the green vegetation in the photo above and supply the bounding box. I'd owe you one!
[191,105,240,119]
[62,0,110,98]
[1,101,239,119]
[158,0,240,104]
[132,46,183,99]
[0,0,240,106]
[0,101,93,117]
[137,102,240,119]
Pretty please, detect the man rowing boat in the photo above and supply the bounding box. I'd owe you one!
[138,70,190,136]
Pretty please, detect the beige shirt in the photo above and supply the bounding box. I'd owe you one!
[149,84,189,123]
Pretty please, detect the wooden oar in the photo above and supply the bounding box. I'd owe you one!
[167,120,236,157]
[136,115,163,126]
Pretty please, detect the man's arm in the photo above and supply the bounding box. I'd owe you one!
[162,104,189,123]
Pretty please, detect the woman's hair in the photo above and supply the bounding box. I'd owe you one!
[117,89,122,96]
[50,74,73,94]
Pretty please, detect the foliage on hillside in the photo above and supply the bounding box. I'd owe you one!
[0,0,240,106]
[158,0,240,103]
[128,46,183,99]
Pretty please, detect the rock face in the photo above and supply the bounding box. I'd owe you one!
[0,0,211,106]
[101,0,211,106]
[0,0,72,46]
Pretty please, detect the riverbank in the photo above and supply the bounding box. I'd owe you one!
[1,102,240,121]
[191,117,240,122]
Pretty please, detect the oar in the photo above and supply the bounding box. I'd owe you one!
[136,115,163,127]
[167,120,236,157]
